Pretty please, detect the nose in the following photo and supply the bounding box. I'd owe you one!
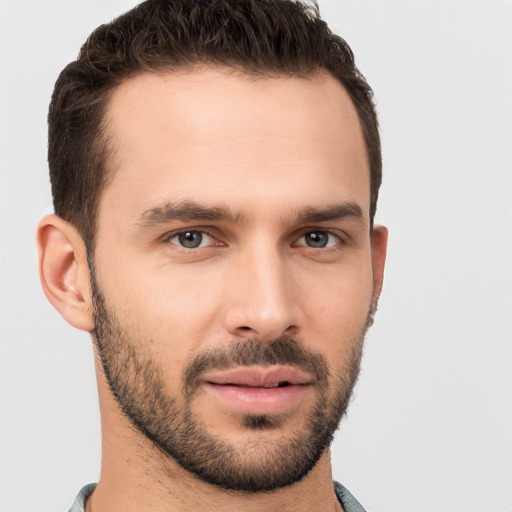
[223,245,301,342]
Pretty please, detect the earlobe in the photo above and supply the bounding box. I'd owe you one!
[37,214,94,332]
[371,225,388,300]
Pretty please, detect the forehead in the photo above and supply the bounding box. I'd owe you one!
[100,68,369,225]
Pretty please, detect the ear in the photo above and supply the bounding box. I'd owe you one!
[370,225,388,301]
[37,214,94,332]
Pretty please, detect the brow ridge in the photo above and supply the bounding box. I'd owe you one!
[137,200,242,226]
[136,200,364,227]
[296,203,364,224]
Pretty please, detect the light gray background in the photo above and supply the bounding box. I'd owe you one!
[1,1,511,511]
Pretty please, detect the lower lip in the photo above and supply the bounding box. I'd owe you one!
[204,383,310,415]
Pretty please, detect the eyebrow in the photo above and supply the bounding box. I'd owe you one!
[296,203,364,224]
[137,200,243,226]
[136,200,364,227]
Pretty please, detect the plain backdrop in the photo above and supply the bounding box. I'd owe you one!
[1,1,511,511]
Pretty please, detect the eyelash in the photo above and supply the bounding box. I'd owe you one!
[294,231,342,249]
[164,229,220,250]
[163,228,346,251]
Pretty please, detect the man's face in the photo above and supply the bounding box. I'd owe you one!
[91,68,382,491]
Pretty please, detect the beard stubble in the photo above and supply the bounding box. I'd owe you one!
[90,267,373,493]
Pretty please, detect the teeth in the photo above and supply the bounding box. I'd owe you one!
[224,381,290,388]
[264,381,289,388]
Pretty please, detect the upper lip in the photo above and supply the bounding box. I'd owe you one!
[203,366,312,388]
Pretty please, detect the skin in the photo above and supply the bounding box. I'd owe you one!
[38,68,387,512]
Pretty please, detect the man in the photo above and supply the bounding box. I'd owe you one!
[37,0,387,510]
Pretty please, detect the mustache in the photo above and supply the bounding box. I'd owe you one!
[182,336,330,397]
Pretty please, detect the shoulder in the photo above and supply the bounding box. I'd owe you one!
[67,483,97,512]
[334,481,367,512]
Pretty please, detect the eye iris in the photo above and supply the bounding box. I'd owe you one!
[305,232,328,248]
[178,231,203,248]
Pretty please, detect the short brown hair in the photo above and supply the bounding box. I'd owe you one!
[48,0,381,247]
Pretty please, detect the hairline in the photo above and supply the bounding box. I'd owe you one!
[86,64,374,252]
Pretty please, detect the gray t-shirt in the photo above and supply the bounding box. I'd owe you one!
[68,481,366,512]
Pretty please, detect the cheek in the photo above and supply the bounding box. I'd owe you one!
[96,258,227,356]
[299,258,374,356]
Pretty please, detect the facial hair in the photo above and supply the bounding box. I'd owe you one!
[90,267,373,493]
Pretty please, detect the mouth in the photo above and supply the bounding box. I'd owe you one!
[204,365,311,387]
[202,366,312,415]
[223,381,293,388]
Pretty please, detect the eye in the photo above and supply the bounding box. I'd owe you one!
[296,231,340,249]
[168,230,214,249]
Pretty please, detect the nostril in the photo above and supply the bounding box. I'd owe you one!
[284,325,298,335]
